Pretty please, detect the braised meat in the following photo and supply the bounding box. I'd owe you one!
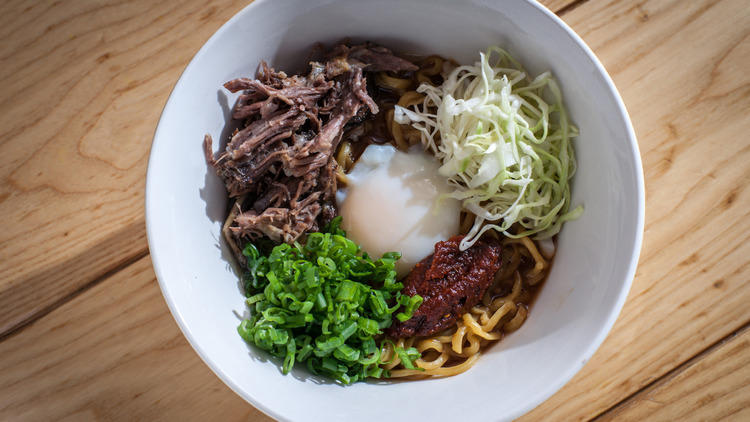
[204,43,417,259]
[387,235,503,338]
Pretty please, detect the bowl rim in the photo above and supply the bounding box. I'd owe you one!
[145,0,645,420]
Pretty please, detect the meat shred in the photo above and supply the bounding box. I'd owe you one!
[204,43,417,260]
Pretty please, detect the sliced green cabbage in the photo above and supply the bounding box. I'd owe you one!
[394,46,582,250]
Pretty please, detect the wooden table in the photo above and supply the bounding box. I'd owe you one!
[1,0,748,420]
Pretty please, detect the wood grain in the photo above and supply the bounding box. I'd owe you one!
[597,326,750,421]
[0,0,577,338]
[0,256,272,422]
[1,0,748,420]
[0,0,250,336]
[520,0,750,420]
[541,0,585,13]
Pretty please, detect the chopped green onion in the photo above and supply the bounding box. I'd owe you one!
[396,294,424,322]
[395,346,423,371]
[236,217,422,384]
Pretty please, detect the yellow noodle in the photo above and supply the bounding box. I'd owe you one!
[420,55,444,76]
[389,91,427,147]
[336,141,353,171]
[520,236,547,281]
[416,72,432,85]
[386,369,429,378]
[383,241,547,379]
[524,270,546,286]
[385,108,395,134]
[380,342,395,364]
[481,301,516,331]
[470,306,490,325]
[397,91,425,107]
[489,296,507,312]
[382,339,405,370]
[417,338,444,353]
[335,169,349,185]
[461,332,482,357]
[509,272,523,301]
[377,64,558,380]
[462,313,502,340]
[383,108,408,150]
[434,333,454,343]
[384,359,401,371]
[390,118,408,150]
[376,72,411,93]
[451,324,468,354]
[415,350,449,370]
[503,305,528,332]
[415,56,443,85]
[389,353,481,378]
[494,242,521,281]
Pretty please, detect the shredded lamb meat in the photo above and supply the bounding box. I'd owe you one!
[204,43,417,261]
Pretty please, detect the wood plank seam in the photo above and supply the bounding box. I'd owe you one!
[591,319,750,421]
[0,248,150,344]
[0,0,580,344]
[555,0,590,16]
[0,0,747,420]
[0,0,232,338]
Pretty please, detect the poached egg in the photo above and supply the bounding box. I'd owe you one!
[337,144,461,277]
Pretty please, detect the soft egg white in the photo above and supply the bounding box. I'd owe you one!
[337,144,461,277]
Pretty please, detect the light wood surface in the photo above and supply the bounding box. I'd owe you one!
[1,0,748,420]
[0,0,578,337]
[0,0,253,335]
[598,326,750,421]
[0,257,268,422]
[521,0,750,419]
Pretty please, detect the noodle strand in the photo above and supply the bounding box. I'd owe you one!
[372,62,554,380]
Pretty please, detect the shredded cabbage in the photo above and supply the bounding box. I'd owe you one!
[394,47,583,250]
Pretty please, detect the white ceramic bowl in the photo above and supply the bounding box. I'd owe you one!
[146,0,644,420]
